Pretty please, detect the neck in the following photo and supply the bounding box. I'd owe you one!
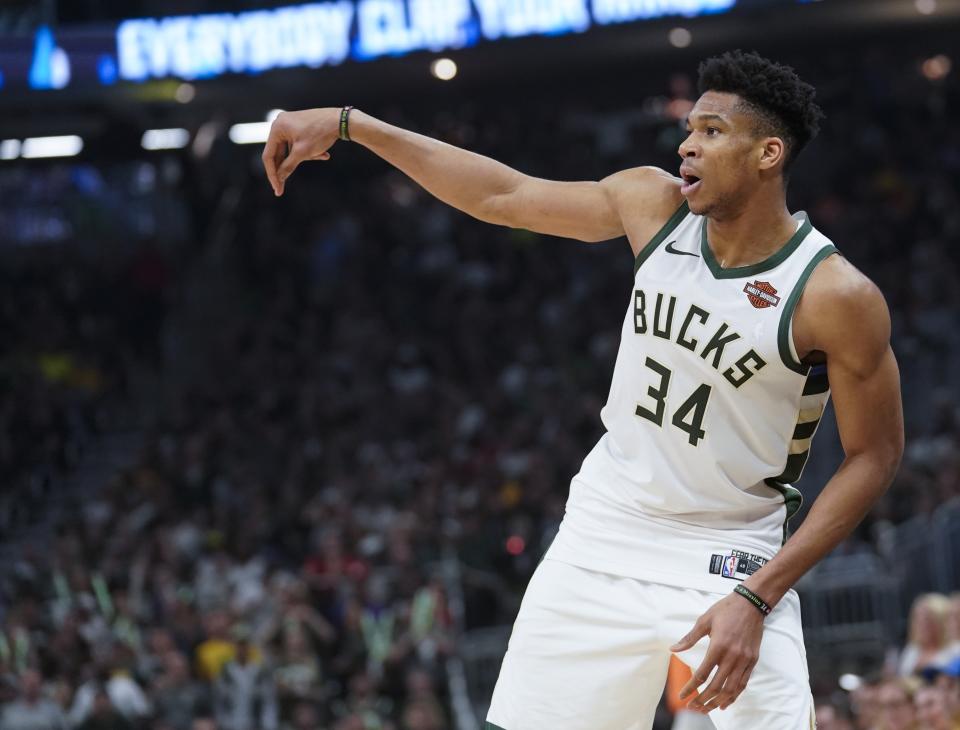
[705,186,795,269]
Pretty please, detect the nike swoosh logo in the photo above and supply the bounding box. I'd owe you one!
[665,240,699,258]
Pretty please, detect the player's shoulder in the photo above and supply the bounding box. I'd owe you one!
[799,249,891,357]
[804,251,886,315]
[600,165,680,188]
[600,166,683,209]
[599,166,685,244]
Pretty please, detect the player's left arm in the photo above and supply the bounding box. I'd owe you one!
[670,254,904,713]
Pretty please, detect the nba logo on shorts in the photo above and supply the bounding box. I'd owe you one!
[722,555,738,578]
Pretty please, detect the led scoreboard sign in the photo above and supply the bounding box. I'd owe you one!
[0,0,809,91]
[116,0,736,82]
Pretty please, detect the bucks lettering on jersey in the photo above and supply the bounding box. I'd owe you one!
[544,201,839,593]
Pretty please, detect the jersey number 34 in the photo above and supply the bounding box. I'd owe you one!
[635,356,712,447]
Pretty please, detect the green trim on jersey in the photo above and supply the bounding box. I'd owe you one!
[802,369,830,396]
[766,359,834,543]
[700,213,813,280]
[772,453,811,485]
[634,200,690,275]
[764,480,803,544]
[793,419,820,440]
[777,244,839,374]
[485,723,508,730]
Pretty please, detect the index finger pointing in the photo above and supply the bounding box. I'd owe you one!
[261,134,283,194]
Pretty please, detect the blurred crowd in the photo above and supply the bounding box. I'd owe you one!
[0,248,137,540]
[0,159,191,543]
[815,592,960,730]
[1,37,959,730]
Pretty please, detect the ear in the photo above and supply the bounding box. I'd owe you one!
[758,137,786,173]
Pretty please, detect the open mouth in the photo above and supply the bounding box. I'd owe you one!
[680,172,702,196]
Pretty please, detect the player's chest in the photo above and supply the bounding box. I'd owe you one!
[625,263,788,390]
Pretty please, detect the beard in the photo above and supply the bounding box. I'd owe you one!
[689,187,744,221]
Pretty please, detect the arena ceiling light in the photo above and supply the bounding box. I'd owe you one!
[669,27,692,48]
[228,122,271,144]
[175,83,196,103]
[20,135,83,159]
[141,128,190,150]
[838,673,862,691]
[430,58,457,81]
[0,140,21,160]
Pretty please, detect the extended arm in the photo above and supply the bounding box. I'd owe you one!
[743,256,903,606]
[262,107,679,245]
[671,255,904,713]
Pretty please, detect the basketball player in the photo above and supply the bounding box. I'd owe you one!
[262,51,904,729]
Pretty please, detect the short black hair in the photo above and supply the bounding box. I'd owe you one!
[697,50,824,170]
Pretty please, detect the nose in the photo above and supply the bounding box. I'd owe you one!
[678,134,699,160]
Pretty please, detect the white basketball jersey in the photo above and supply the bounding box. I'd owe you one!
[545,201,839,593]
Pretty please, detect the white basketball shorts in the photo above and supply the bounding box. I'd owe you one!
[485,558,814,730]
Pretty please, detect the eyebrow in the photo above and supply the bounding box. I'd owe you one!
[685,113,728,126]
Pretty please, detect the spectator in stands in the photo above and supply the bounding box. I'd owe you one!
[934,665,960,726]
[847,679,882,730]
[400,699,445,730]
[69,653,151,725]
[281,701,321,730]
[947,593,960,660]
[814,703,855,730]
[331,671,393,729]
[151,650,209,730]
[914,683,958,730]
[875,679,918,730]
[328,599,368,688]
[106,645,152,721]
[195,611,237,681]
[137,628,178,688]
[264,576,334,714]
[332,714,368,730]
[399,666,446,728]
[213,632,278,730]
[76,687,133,730]
[0,669,68,730]
[272,627,324,712]
[899,593,955,676]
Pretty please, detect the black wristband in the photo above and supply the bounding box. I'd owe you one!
[733,584,772,616]
[339,106,354,142]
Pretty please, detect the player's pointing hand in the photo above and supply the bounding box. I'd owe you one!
[670,592,765,713]
[262,108,340,197]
